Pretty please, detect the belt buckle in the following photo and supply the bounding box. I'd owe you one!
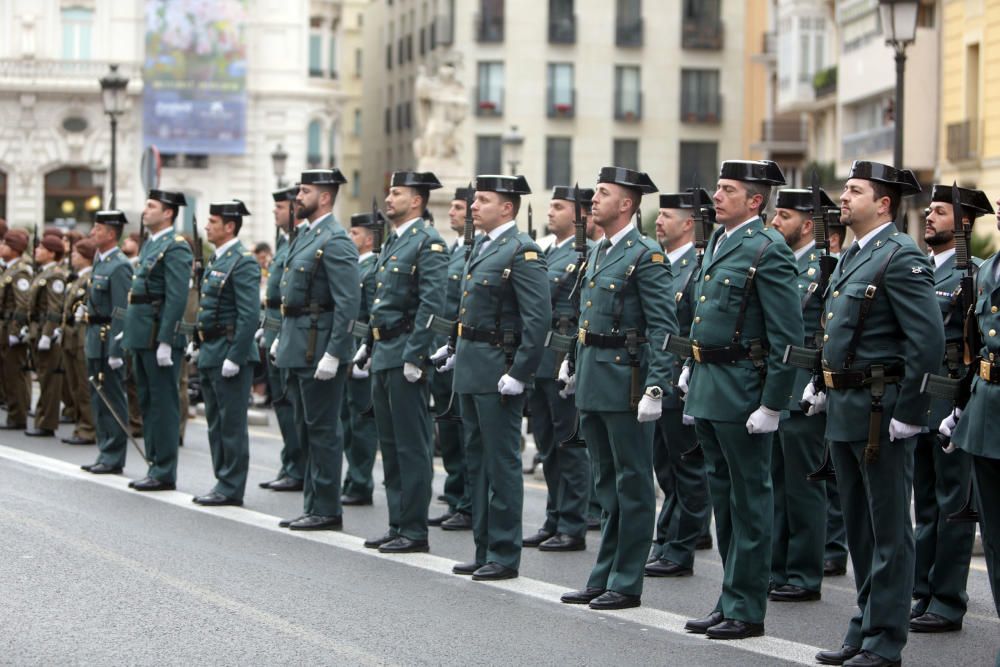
[577,328,586,345]
[823,370,835,388]
[691,344,702,363]
[981,359,991,382]
[457,323,463,338]
[372,327,382,341]
[280,304,287,316]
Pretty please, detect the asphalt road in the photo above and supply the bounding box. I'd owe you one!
[0,407,996,666]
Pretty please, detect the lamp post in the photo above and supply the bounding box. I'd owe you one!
[99,64,129,210]
[271,143,288,188]
[501,125,525,175]
[878,0,919,171]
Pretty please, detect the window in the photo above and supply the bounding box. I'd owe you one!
[477,61,504,116]
[681,0,722,49]
[547,63,575,117]
[549,0,575,44]
[476,135,503,175]
[328,35,338,78]
[309,32,323,77]
[386,43,393,69]
[477,0,504,42]
[614,65,642,120]
[44,167,101,226]
[545,137,572,188]
[613,139,639,171]
[355,48,362,77]
[615,0,642,47]
[62,7,93,60]
[678,142,718,189]
[352,171,361,198]
[680,69,721,123]
[354,109,362,137]
[307,120,322,167]
[384,107,391,134]
[683,0,719,23]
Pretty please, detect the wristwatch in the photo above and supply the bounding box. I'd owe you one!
[644,386,663,400]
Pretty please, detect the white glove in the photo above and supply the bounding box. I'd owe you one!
[221,359,240,378]
[677,365,691,396]
[185,341,199,363]
[156,341,173,367]
[254,328,264,344]
[314,353,340,380]
[52,328,63,345]
[37,335,51,351]
[637,394,662,423]
[7,335,19,347]
[889,418,922,442]
[937,407,962,443]
[353,343,372,371]
[558,358,576,397]
[746,405,781,434]
[351,365,370,379]
[19,326,28,339]
[801,381,827,416]
[74,304,85,321]
[108,356,124,370]
[431,344,455,371]
[269,337,279,361]
[682,413,695,426]
[403,361,423,383]
[114,331,123,342]
[497,373,525,396]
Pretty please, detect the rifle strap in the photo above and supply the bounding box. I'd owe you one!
[730,238,772,344]
[843,245,901,369]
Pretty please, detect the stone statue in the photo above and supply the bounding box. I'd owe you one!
[413,63,467,174]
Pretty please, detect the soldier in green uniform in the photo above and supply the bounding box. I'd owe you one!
[271,169,360,531]
[434,174,550,580]
[909,186,990,632]
[522,186,593,553]
[340,212,379,506]
[681,160,803,640]
[0,229,33,430]
[427,188,474,530]
[358,171,447,553]
[767,188,838,602]
[257,187,305,492]
[81,211,133,474]
[58,238,96,445]
[123,190,194,491]
[188,200,261,506]
[22,234,68,437]
[559,167,678,610]
[645,189,711,578]
[806,161,944,667]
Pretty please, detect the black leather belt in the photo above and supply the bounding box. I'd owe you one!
[371,319,413,342]
[128,294,161,305]
[87,314,112,325]
[822,364,904,390]
[979,359,1000,383]
[577,329,647,349]
[456,323,521,346]
[197,325,232,342]
[691,343,763,364]
[264,297,281,309]
[280,303,334,317]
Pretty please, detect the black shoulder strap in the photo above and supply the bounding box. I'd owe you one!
[731,238,772,344]
[842,244,903,368]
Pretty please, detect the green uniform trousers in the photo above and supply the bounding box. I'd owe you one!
[972,455,1000,618]
[912,433,975,622]
[772,412,827,592]
[286,365,347,517]
[830,436,915,663]
[430,367,470,514]
[460,392,525,570]
[1,344,28,426]
[133,348,183,483]
[581,410,655,597]
[66,345,94,440]
[33,345,63,431]
[266,360,304,482]
[200,365,253,501]
[825,469,849,568]
[88,359,128,468]
[373,367,434,541]
[651,408,709,569]
[695,419,773,624]
[341,374,377,500]
[526,378,589,538]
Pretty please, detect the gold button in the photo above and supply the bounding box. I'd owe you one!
[460,308,466,314]
[699,296,706,302]
[614,355,621,362]
[463,291,469,296]
[585,300,592,307]
[723,278,730,285]
[823,334,829,342]
[589,281,595,288]
[827,312,833,320]
[609,283,616,289]
[392,267,398,272]
[704,274,711,281]
[380,267,385,272]
[467,274,472,280]
[374,298,380,304]
[991,329,997,337]
[833,290,839,297]
[993,306,998,314]
[694,316,701,324]
[583,320,589,326]
[377,282,383,288]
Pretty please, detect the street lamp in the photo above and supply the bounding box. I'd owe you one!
[99,64,129,209]
[271,143,288,188]
[501,125,525,175]
[878,0,919,171]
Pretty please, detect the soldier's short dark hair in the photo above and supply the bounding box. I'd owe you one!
[316,183,340,203]
[411,186,431,210]
[253,242,272,255]
[223,216,243,235]
[498,193,521,218]
[743,182,772,213]
[869,181,900,220]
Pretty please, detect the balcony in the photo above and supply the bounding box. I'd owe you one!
[680,94,722,124]
[475,86,504,117]
[475,12,504,42]
[549,14,576,43]
[813,66,837,99]
[0,58,141,93]
[615,93,643,122]
[756,119,807,155]
[616,18,643,47]
[947,120,980,163]
[841,125,894,161]
[547,89,576,118]
[682,19,723,50]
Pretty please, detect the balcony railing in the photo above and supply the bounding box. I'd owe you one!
[680,94,722,124]
[841,125,894,160]
[549,14,576,43]
[682,19,723,50]
[0,58,141,88]
[760,119,806,144]
[947,119,980,163]
[616,18,643,47]
[475,12,504,42]
[615,93,643,122]
[475,86,504,117]
[547,88,576,118]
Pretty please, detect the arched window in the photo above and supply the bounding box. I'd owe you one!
[307,120,322,167]
[44,167,102,226]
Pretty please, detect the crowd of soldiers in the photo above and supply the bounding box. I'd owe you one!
[1,159,998,667]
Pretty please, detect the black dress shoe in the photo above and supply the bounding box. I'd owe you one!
[378,536,430,553]
[440,511,472,531]
[705,619,764,640]
[523,529,554,547]
[824,559,847,576]
[589,590,641,610]
[768,584,821,602]
[815,645,860,665]
[279,514,307,528]
[538,533,586,552]
[192,491,243,506]
[24,428,55,437]
[132,477,176,491]
[471,562,518,581]
[452,561,481,575]
[695,534,713,550]
[428,511,454,526]
[909,612,962,633]
[268,477,304,492]
[340,493,372,505]
[364,531,396,549]
[80,462,96,472]
[87,462,123,475]
[0,423,26,430]
[289,514,343,531]
[560,587,605,604]
[645,559,693,577]
[843,650,900,667]
[586,516,601,531]
[685,611,724,634]
[259,476,283,489]
[128,477,148,489]
[61,436,96,445]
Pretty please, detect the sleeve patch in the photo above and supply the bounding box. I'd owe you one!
[430,243,445,252]
[16,278,30,292]
[523,251,538,261]
[651,253,665,264]
[52,280,65,294]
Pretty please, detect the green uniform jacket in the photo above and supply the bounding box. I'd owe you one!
[358,253,378,323]
[196,241,261,369]
[0,258,33,340]
[276,214,360,368]
[953,253,1000,458]
[23,263,68,341]
[86,248,132,360]
[453,224,551,393]
[262,234,289,350]
[664,245,697,411]
[821,226,944,441]
[686,219,803,419]
[123,230,194,350]
[369,218,447,371]
[786,244,824,412]
[445,240,469,317]
[537,238,592,380]
[575,227,679,412]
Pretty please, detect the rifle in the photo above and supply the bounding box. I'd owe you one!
[67,233,78,282]
[635,207,643,235]
[527,203,536,241]
[191,212,204,294]
[138,212,146,252]
[287,196,298,246]
[32,224,40,272]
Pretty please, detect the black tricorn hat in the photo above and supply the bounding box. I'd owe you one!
[775,188,838,212]
[94,210,128,227]
[209,200,252,218]
[148,189,187,207]
[718,160,786,185]
[350,212,387,228]
[551,186,596,204]
[475,175,532,195]
[930,184,994,218]
[659,188,712,210]
[597,167,658,194]
[271,186,299,202]
[453,187,474,202]
[847,161,921,195]
[390,171,443,190]
[300,168,348,186]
